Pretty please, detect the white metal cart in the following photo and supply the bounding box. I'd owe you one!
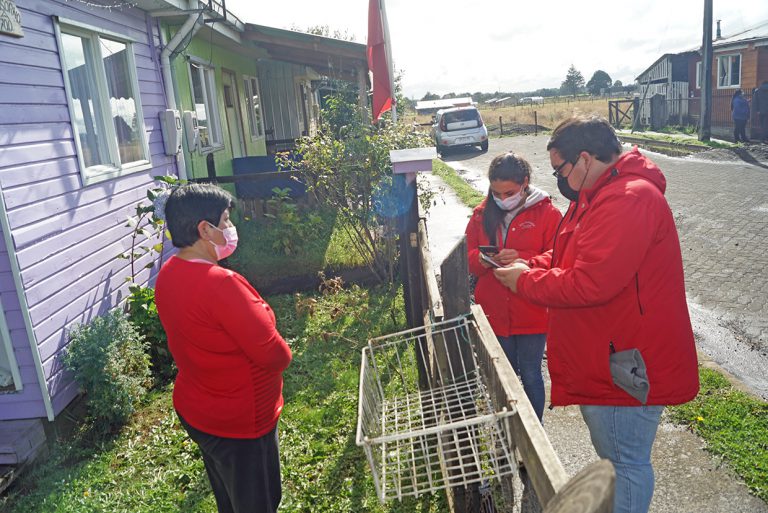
[356,315,517,502]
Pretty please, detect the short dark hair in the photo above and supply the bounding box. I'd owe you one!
[546,116,622,163]
[483,153,532,243]
[165,184,234,248]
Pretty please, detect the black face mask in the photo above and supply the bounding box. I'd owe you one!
[557,172,580,202]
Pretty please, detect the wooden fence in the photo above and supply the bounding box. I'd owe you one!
[413,216,615,513]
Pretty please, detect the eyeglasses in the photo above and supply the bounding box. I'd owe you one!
[552,160,571,178]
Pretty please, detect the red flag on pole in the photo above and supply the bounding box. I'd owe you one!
[367,0,393,122]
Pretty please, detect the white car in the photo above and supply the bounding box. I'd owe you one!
[432,106,489,154]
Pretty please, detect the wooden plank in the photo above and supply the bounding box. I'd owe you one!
[440,237,470,318]
[417,219,443,320]
[471,304,569,508]
[543,460,614,513]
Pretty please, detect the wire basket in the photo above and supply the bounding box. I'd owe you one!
[356,315,516,502]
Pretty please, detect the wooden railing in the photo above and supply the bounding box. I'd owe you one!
[415,225,615,513]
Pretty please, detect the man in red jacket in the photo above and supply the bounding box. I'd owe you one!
[494,116,699,513]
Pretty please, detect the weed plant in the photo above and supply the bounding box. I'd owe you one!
[669,368,768,501]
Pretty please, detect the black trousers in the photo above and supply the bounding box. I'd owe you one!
[178,413,282,513]
[733,119,748,142]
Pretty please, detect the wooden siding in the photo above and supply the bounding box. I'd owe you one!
[637,56,671,84]
[258,60,305,142]
[0,0,177,421]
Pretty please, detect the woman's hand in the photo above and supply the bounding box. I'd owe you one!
[479,251,499,268]
[495,248,520,265]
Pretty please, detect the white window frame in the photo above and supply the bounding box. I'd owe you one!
[243,75,265,140]
[695,61,702,89]
[716,54,741,89]
[188,60,223,153]
[55,19,151,186]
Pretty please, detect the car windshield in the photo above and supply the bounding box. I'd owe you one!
[443,110,479,124]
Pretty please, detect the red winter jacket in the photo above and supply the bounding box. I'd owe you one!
[518,148,699,406]
[156,257,292,438]
[466,190,563,336]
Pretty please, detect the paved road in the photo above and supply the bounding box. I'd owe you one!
[438,136,768,399]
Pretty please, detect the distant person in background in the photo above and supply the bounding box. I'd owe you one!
[754,80,768,143]
[730,89,750,143]
[155,184,292,513]
[465,153,562,421]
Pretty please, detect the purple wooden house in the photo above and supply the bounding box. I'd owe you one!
[0,0,179,474]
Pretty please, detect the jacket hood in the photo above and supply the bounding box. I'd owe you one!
[589,147,666,197]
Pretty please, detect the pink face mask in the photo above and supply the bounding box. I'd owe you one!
[208,223,238,260]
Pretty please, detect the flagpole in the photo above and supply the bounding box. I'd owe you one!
[380,0,397,124]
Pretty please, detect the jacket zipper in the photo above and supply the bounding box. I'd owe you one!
[635,273,644,315]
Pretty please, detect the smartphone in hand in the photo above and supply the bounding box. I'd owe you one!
[479,245,499,256]
[480,252,502,268]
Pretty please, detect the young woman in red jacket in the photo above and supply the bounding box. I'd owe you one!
[465,153,562,420]
[155,184,292,513]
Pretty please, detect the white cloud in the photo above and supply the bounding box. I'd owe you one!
[224,0,768,99]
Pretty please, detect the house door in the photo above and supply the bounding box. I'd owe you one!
[222,70,246,158]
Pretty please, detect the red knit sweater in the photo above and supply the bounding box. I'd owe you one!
[155,257,292,438]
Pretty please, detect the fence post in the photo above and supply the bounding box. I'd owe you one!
[499,116,504,136]
[534,111,538,136]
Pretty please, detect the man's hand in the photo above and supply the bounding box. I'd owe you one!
[495,248,519,265]
[493,261,530,293]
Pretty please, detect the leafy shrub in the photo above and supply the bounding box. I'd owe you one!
[264,187,323,255]
[283,97,430,283]
[127,285,175,384]
[64,310,152,432]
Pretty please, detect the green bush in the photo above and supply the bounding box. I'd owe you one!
[64,310,152,432]
[127,285,175,385]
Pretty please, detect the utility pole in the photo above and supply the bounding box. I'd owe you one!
[699,0,713,141]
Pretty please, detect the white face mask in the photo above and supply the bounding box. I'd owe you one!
[492,190,525,211]
[208,223,238,260]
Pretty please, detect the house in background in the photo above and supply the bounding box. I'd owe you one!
[635,20,768,137]
[159,12,367,182]
[0,0,368,480]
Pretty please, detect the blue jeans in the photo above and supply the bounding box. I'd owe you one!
[497,334,546,421]
[580,405,664,513]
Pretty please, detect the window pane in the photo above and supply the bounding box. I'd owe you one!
[190,66,211,147]
[718,57,727,87]
[61,32,108,168]
[731,55,740,86]
[250,78,263,137]
[203,68,219,144]
[100,38,143,164]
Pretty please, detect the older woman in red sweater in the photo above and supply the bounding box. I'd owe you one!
[155,183,292,513]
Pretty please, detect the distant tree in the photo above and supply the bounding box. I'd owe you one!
[613,79,623,87]
[421,92,440,101]
[586,70,612,96]
[298,24,355,41]
[561,65,585,98]
[442,92,457,99]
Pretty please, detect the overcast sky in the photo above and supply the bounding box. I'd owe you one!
[223,0,768,99]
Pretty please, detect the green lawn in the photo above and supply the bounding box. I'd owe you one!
[1,286,446,513]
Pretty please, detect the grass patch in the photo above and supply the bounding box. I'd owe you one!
[227,206,367,287]
[432,159,485,208]
[668,367,768,501]
[618,128,738,150]
[1,286,446,513]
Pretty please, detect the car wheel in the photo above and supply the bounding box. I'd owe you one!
[436,141,444,156]
[480,140,489,152]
